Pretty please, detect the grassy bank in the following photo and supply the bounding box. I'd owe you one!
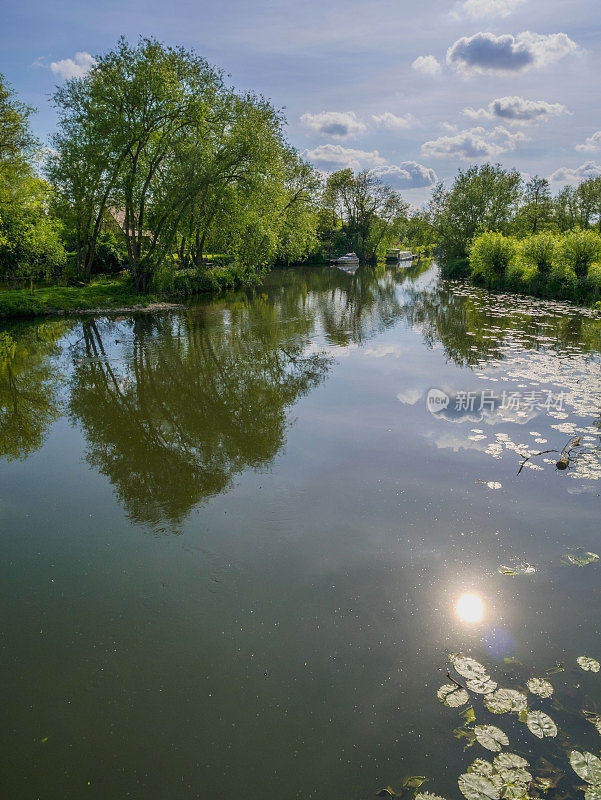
[441,230,601,309]
[0,265,257,320]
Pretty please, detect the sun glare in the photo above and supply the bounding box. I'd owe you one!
[456,592,484,624]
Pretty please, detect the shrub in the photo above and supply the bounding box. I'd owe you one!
[469,231,517,283]
[91,232,127,274]
[557,229,601,279]
[150,263,254,299]
[506,255,537,291]
[519,231,558,275]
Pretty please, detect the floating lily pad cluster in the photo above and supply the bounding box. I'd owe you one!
[458,753,532,800]
[426,653,601,800]
[497,547,600,577]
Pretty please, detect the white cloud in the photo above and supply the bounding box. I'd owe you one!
[371,112,418,130]
[370,162,438,189]
[453,0,526,19]
[397,389,423,405]
[463,96,570,123]
[421,126,527,159]
[411,55,441,76]
[300,111,367,139]
[447,31,578,76]
[549,162,601,185]
[575,131,601,153]
[304,144,387,170]
[50,51,96,80]
[304,146,437,189]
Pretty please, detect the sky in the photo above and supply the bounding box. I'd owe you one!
[2,0,601,204]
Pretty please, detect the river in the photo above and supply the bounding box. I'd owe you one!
[1,262,600,799]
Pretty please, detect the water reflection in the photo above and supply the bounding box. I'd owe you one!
[0,320,71,461]
[69,307,330,529]
[2,260,601,523]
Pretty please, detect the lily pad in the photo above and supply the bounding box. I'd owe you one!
[526,710,557,739]
[578,656,601,673]
[570,751,601,784]
[493,754,529,772]
[585,787,601,800]
[468,760,496,778]
[438,684,469,707]
[498,561,536,576]
[562,550,600,567]
[501,785,529,800]
[484,689,527,715]
[474,724,509,752]
[527,678,554,698]
[466,675,498,695]
[458,773,502,800]
[403,776,427,789]
[451,654,489,679]
[415,793,447,800]
[497,766,532,786]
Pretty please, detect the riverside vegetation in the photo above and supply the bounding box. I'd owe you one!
[0,37,412,318]
[3,40,601,317]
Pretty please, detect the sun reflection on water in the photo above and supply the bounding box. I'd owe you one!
[456,592,485,623]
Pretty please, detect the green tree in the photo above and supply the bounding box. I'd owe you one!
[49,37,319,289]
[321,169,408,262]
[515,175,552,234]
[0,75,65,285]
[429,163,522,260]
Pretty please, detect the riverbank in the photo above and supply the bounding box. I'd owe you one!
[440,228,601,310]
[0,266,255,319]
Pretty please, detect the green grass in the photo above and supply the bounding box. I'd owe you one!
[0,264,261,319]
[0,277,157,319]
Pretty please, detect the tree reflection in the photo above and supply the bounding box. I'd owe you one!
[69,303,329,529]
[0,321,70,460]
[403,278,601,367]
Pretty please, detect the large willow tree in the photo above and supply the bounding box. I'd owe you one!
[48,37,318,289]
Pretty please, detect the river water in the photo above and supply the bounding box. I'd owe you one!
[1,262,601,799]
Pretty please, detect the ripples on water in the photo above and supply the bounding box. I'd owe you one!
[0,262,600,800]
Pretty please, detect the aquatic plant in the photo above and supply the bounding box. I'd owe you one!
[383,652,601,800]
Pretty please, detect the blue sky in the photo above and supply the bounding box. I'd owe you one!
[2,0,600,203]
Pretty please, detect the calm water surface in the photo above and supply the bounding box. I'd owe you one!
[1,263,600,799]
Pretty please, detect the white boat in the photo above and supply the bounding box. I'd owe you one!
[335,252,360,265]
[385,248,414,262]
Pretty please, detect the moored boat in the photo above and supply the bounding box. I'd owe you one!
[385,248,414,262]
[335,252,360,265]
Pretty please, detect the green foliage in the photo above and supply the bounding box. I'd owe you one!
[321,168,408,262]
[519,231,558,274]
[48,37,320,288]
[0,75,66,285]
[150,264,258,298]
[430,164,522,261]
[91,231,127,274]
[470,231,518,284]
[464,228,601,306]
[557,228,601,279]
